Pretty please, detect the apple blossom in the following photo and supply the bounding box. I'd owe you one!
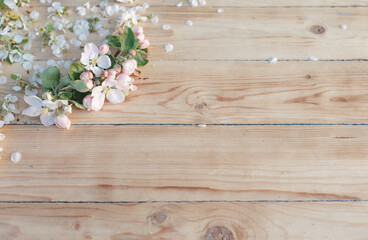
[122,59,137,75]
[55,114,71,129]
[91,80,125,111]
[80,43,111,77]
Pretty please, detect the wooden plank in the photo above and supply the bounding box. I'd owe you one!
[1,202,368,239]
[22,7,368,60]
[6,61,368,124]
[2,125,368,201]
[29,0,368,7]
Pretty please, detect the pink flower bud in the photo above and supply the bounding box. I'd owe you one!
[55,115,71,130]
[101,71,108,78]
[140,39,150,49]
[136,33,145,44]
[113,65,122,74]
[108,69,117,77]
[132,26,144,37]
[116,73,131,90]
[133,70,140,77]
[82,79,94,89]
[83,95,93,111]
[130,49,136,56]
[122,59,137,75]
[98,44,109,55]
[80,72,93,81]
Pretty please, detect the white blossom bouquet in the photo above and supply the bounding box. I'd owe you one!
[20,26,149,129]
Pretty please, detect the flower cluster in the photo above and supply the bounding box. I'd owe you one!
[21,26,149,129]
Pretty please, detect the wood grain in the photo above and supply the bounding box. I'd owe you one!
[2,125,368,201]
[22,6,368,60]
[6,61,368,124]
[1,202,368,239]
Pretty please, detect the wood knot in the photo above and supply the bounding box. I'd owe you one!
[148,210,168,226]
[195,103,208,113]
[71,221,80,231]
[304,74,311,79]
[205,226,235,240]
[310,25,326,34]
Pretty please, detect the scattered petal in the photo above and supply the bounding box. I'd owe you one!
[164,44,174,52]
[217,8,224,13]
[309,56,318,61]
[186,20,193,26]
[11,152,22,164]
[269,57,278,64]
[162,24,170,30]
[0,76,7,84]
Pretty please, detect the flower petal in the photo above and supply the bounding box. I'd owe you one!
[84,43,98,60]
[43,100,58,110]
[40,112,55,126]
[91,66,102,77]
[80,52,90,65]
[22,106,41,117]
[106,89,125,104]
[24,95,42,108]
[91,92,105,111]
[97,55,111,69]
[91,86,103,97]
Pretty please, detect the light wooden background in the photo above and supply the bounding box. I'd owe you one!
[2,0,368,239]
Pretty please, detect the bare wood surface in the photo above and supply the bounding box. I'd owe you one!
[1,202,368,239]
[1,125,368,201]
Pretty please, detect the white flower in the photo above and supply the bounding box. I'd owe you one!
[151,16,159,24]
[0,76,7,84]
[81,43,111,77]
[91,80,125,111]
[73,19,89,41]
[30,11,40,20]
[13,35,23,44]
[3,112,14,123]
[4,0,18,11]
[22,95,67,127]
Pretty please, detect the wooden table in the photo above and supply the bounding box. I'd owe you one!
[2,0,368,239]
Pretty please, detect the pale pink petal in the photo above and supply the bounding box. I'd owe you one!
[97,55,111,69]
[80,52,90,65]
[24,95,42,108]
[84,43,99,60]
[102,79,117,87]
[106,89,125,104]
[43,100,58,110]
[91,92,105,111]
[116,74,130,90]
[91,86,103,97]
[91,66,102,77]
[40,111,55,126]
[22,106,41,117]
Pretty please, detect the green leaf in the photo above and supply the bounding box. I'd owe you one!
[133,38,140,49]
[41,66,61,89]
[46,23,54,32]
[60,76,72,85]
[133,50,149,66]
[10,74,18,80]
[68,61,85,80]
[106,35,121,48]
[71,80,90,93]
[58,91,73,100]
[107,54,116,68]
[70,100,86,110]
[20,39,29,44]
[120,27,135,52]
